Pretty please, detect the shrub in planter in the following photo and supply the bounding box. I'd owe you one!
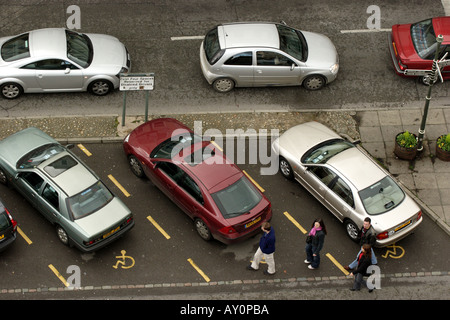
[436,133,450,161]
[394,131,417,160]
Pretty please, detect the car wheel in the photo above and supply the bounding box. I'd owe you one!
[128,155,145,178]
[88,80,113,96]
[345,220,359,242]
[194,218,212,241]
[279,157,294,180]
[56,225,70,246]
[1,82,23,99]
[0,168,7,185]
[303,75,325,90]
[212,78,235,93]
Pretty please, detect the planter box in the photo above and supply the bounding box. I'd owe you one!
[394,132,417,160]
[436,136,450,161]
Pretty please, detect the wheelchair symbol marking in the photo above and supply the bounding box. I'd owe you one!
[382,243,405,259]
[113,250,135,269]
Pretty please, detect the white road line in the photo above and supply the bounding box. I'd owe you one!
[170,35,204,41]
[340,28,390,34]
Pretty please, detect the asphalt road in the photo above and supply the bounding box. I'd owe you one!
[0,141,449,299]
[0,0,447,118]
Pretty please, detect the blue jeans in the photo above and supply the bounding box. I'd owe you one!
[349,247,377,269]
[305,243,321,268]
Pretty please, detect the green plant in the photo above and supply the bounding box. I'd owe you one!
[437,133,450,152]
[396,131,417,150]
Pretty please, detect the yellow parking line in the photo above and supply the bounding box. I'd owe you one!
[147,216,171,240]
[17,227,32,245]
[210,141,223,152]
[187,258,210,283]
[77,144,92,157]
[108,174,130,197]
[243,170,265,193]
[283,211,307,234]
[48,264,70,287]
[326,253,350,276]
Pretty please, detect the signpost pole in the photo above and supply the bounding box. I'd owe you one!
[122,91,127,127]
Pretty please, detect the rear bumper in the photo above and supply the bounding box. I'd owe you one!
[374,215,422,247]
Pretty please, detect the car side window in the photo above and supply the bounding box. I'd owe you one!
[21,59,78,70]
[42,184,59,210]
[19,172,44,192]
[330,177,354,208]
[310,166,336,186]
[224,51,252,65]
[256,51,294,66]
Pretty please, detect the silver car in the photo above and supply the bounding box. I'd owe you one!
[0,127,134,252]
[272,121,422,247]
[0,28,131,99]
[200,22,339,92]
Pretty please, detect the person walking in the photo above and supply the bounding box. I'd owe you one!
[304,218,326,270]
[247,222,276,275]
[345,217,377,270]
[349,244,374,292]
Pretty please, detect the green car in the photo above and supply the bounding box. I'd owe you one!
[0,127,134,252]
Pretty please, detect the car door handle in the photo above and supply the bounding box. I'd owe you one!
[37,74,43,78]
[256,70,263,74]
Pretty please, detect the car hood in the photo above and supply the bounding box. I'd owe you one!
[86,33,127,71]
[75,197,131,238]
[302,31,338,67]
[391,24,418,62]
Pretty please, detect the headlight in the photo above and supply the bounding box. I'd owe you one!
[329,63,339,75]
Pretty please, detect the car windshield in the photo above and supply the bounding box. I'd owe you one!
[17,144,66,169]
[211,177,262,219]
[0,211,11,231]
[203,27,225,65]
[302,139,354,164]
[67,181,113,219]
[151,133,202,159]
[411,19,438,59]
[1,33,30,62]
[359,176,405,215]
[276,24,306,62]
[66,30,93,68]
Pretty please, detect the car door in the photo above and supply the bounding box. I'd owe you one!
[38,182,61,224]
[298,166,335,204]
[25,59,83,91]
[323,176,355,221]
[15,171,45,210]
[221,51,254,86]
[254,50,302,85]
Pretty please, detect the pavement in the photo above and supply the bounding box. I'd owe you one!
[1,106,449,301]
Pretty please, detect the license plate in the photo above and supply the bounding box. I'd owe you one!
[395,220,411,232]
[245,216,261,229]
[103,226,120,239]
[0,234,4,241]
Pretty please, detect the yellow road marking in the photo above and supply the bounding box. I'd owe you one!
[147,216,171,240]
[17,227,32,245]
[48,264,69,287]
[77,144,92,157]
[187,258,210,283]
[283,211,307,234]
[243,170,265,193]
[326,253,350,276]
[210,141,223,152]
[108,174,130,197]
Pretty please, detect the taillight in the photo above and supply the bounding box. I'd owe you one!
[376,231,389,240]
[417,210,422,221]
[398,60,407,71]
[5,208,17,231]
[219,226,237,235]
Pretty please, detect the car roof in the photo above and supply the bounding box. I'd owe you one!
[29,28,66,58]
[219,23,280,49]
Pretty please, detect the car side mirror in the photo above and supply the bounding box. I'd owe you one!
[290,64,296,71]
[64,67,71,74]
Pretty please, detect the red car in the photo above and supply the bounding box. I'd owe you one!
[388,17,450,84]
[123,118,272,244]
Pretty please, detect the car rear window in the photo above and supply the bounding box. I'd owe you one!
[411,19,437,59]
[203,27,225,65]
[359,176,405,215]
[1,33,30,62]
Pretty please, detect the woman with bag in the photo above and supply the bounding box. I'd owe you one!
[349,244,373,292]
[304,218,327,270]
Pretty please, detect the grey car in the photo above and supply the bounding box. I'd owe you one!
[200,22,339,92]
[272,122,422,247]
[0,127,134,252]
[0,28,131,99]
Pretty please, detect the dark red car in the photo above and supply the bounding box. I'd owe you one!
[123,118,272,244]
[388,17,450,84]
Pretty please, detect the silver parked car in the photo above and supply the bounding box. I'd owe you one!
[272,122,422,247]
[0,28,131,99]
[0,127,134,252]
[200,22,339,92]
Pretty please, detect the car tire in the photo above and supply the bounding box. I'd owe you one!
[128,155,145,178]
[212,78,235,93]
[303,75,326,90]
[194,218,212,241]
[56,225,70,246]
[345,220,359,242]
[0,168,8,185]
[1,82,23,99]
[279,157,294,180]
[88,79,113,96]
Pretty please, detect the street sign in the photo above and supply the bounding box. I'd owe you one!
[120,73,154,91]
